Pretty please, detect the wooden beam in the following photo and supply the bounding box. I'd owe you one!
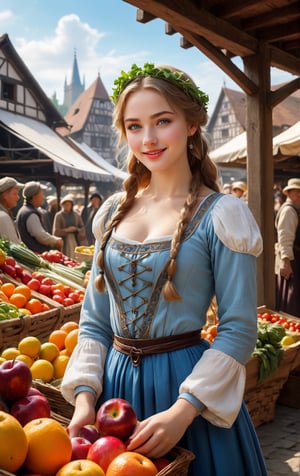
[136,8,156,24]
[258,20,300,42]
[124,0,258,56]
[180,37,193,49]
[243,4,300,31]
[165,23,176,35]
[179,29,257,95]
[270,45,300,76]
[244,46,274,308]
[268,77,300,108]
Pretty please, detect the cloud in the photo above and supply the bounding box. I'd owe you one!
[0,10,13,22]
[10,13,145,102]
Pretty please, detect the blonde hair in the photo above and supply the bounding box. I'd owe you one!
[95,68,219,300]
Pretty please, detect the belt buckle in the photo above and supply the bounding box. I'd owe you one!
[129,347,143,366]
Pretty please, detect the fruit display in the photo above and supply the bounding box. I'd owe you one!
[0,322,79,385]
[0,396,180,475]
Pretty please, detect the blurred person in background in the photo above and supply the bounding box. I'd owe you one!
[16,181,63,253]
[0,176,23,243]
[53,194,87,258]
[81,192,103,245]
[40,195,58,233]
[275,178,300,317]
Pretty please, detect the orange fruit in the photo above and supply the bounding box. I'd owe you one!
[56,459,105,476]
[64,328,79,354]
[41,302,50,312]
[1,347,20,360]
[16,354,34,367]
[0,290,9,302]
[25,298,43,314]
[9,292,27,308]
[106,451,158,476]
[13,284,31,301]
[0,411,28,473]
[30,359,54,383]
[52,354,70,379]
[60,320,79,334]
[49,329,68,350]
[23,417,72,475]
[1,282,15,297]
[18,336,41,358]
[39,342,60,362]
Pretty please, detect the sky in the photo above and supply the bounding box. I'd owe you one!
[0,0,294,117]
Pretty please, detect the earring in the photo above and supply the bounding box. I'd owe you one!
[188,143,193,150]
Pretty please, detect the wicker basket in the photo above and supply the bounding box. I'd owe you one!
[157,446,195,475]
[244,340,300,427]
[32,379,74,420]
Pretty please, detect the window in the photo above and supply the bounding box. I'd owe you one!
[222,129,229,138]
[221,115,229,123]
[2,81,16,101]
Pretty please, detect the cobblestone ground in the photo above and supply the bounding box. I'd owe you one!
[256,405,300,475]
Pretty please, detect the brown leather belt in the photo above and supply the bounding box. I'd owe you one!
[113,330,201,367]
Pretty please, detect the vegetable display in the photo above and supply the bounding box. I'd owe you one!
[252,321,286,381]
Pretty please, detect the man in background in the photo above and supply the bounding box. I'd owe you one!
[275,178,300,317]
[16,181,63,253]
[0,176,23,243]
[81,192,103,245]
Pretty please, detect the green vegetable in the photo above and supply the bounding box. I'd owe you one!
[9,243,50,269]
[252,321,286,381]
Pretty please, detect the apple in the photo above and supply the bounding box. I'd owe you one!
[87,435,126,473]
[39,284,52,296]
[27,387,43,397]
[71,436,92,460]
[10,393,51,426]
[79,424,100,443]
[56,459,105,476]
[21,271,32,284]
[152,457,171,471]
[27,278,40,291]
[96,398,137,441]
[0,359,32,401]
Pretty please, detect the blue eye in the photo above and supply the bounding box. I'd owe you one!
[158,118,170,125]
[127,123,140,131]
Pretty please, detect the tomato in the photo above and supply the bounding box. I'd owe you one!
[63,297,75,307]
[5,257,16,267]
[27,278,41,291]
[41,277,54,286]
[288,325,295,332]
[262,312,272,321]
[51,294,64,304]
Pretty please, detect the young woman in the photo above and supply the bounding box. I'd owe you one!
[61,63,267,475]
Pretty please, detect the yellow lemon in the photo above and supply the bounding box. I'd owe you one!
[18,336,41,358]
[281,335,295,347]
[30,359,54,383]
[16,354,34,367]
[52,355,70,379]
[1,347,20,360]
[39,342,60,362]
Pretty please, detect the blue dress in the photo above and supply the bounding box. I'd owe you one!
[62,192,267,476]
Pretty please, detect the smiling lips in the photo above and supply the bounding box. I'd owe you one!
[142,148,166,159]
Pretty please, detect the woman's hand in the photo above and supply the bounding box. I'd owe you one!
[126,398,198,458]
[67,391,96,438]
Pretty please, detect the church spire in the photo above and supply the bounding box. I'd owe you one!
[63,49,84,110]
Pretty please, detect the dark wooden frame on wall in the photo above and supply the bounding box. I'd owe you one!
[124,0,300,308]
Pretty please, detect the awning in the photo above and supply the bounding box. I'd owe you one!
[209,131,247,164]
[73,140,128,180]
[273,121,300,157]
[0,110,112,182]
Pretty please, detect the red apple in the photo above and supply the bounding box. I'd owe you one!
[71,436,92,460]
[96,398,137,441]
[79,424,100,443]
[0,359,32,401]
[27,387,43,397]
[27,278,40,291]
[39,284,52,296]
[10,393,51,426]
[21,271,32,284]
[87,435,126,473]
[152,457,171,471]
[14,263,24,277]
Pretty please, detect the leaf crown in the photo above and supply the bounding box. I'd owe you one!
[111,62,209,111]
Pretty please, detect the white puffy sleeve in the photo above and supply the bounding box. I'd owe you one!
[211,194,262,256]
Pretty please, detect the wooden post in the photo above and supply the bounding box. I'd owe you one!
[244,46,275,308]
